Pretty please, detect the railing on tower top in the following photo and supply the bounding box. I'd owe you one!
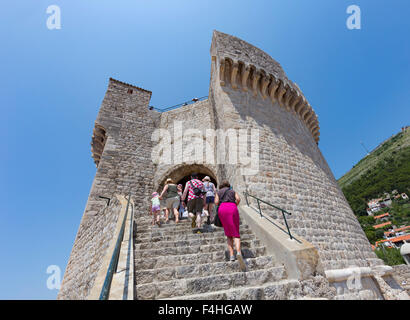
[99,193,133,300]
[244,191,293,240]
[150,96,208,112]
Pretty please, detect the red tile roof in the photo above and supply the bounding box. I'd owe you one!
[374,212,390,219]
[373,221,392,229]
[384,225,410,236]
[376,234,410,246]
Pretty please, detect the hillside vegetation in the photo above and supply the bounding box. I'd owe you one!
[337,129,410,265]
[338,129,410,216]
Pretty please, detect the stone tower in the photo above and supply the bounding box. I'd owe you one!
[58,31,408,300]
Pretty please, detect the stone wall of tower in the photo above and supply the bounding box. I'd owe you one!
[209,31,382,271]
[152,99,220,190]
[58,78,157,299]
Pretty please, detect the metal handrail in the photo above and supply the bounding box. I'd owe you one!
[99,193,132,300]
[244,191,293,240]
[123,201,134,300]
[150,96,208,112]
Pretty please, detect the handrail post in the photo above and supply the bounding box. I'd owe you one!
[281,210,293,240]
[257,199,262,218]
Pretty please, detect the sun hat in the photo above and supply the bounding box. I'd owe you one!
[152,192,159,197]
[166,178,173,184]
[203,176,211,181]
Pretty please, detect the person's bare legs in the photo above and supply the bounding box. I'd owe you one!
[173,207,179,223]
[227,237,234,258]
[153,210,160,226]
[234,237,246,271]
[196,212,202,229]
[233,237,241,254]
[208,202,214,222]
[164,208,169,222]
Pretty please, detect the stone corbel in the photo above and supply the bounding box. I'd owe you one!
[92,138,105,148]
[283,88,294,111]
[230,62,239,90]
[277,82,287,107]
[308,114,318,128]
[268,77,280,104]
[308,118,318,131]
[93,132,106,141]
[294,96,306,114]
[304,108,315,123]
[299,103,311,119]
[92,148,102,157]
[260,75,270,99]
[251,71,261,97]
[289,93,302,113]
[219,58,226,86]
[241,65,251,92]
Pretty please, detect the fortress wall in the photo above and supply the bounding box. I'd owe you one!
[209,31,380,271]
[58,79,157,299]
[152,99,219,190]
[57,197,122,299]
[212,82,377,271]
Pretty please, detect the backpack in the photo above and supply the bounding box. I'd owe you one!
[189,180,205,197]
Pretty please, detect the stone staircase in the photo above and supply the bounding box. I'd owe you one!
[133,216,334,300]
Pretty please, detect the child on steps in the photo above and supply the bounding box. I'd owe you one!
[150,192,161,227]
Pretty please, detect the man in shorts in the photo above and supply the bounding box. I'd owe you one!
[181,173,204,232]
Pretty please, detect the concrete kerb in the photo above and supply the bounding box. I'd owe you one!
[238,204,322,280]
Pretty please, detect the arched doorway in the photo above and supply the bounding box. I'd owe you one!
[157,164,218,192]
[176,173,217,190]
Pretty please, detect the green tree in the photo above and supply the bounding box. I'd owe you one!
[375,247,405,266]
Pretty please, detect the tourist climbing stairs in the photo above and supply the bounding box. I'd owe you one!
[133,217,304,300]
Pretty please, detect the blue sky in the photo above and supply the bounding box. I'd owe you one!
[0,1,409,299]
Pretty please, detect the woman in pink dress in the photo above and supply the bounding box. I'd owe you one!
[214,180,245,271]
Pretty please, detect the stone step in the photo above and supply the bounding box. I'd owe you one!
[135,220,193,231]
[135,222,250,235]
[136,218,246,228]
[136,255,277,284]
[134,246,266,271]
[135,225,252,239]
[135,234,258,250]
[164,279,301,300]
[136,266,287,299]
[134,240,261,259]
[135,231,256,245]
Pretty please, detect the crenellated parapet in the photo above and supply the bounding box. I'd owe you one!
[211,31,320,143]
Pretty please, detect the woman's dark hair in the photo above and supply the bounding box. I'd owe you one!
[219,180,230,189]
[191,173,198,179]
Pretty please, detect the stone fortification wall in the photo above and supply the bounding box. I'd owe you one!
[152,99,220,190]
[392,264,410,294]
[60,30,390,300]
[59,78,158,299]
[209,30,382,271]
[57,196,122,299]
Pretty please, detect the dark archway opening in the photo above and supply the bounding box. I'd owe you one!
[177,173,218,190]
[157,164,218,193]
